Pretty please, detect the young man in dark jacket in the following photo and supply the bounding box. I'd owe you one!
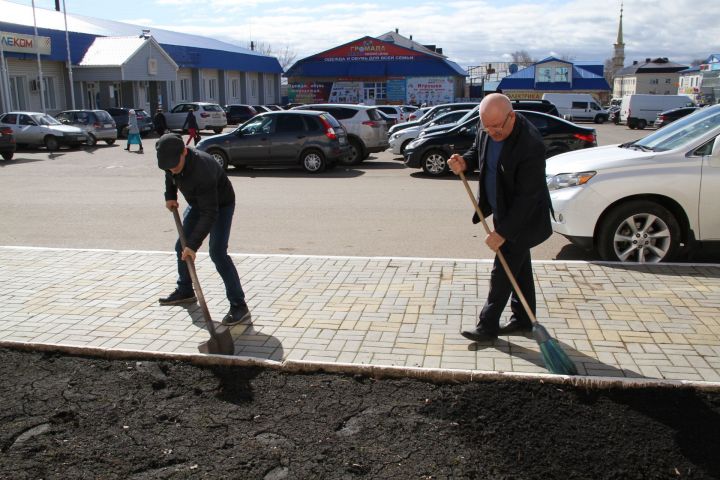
[153,108,167,136]
[448,93,552,342]
[156,133,251,326]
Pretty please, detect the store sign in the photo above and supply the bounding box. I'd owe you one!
[0,31,51,55]
[386,79,406,102]
[319,38,422,62]
[406,77,454,105]
[288,82,333,103]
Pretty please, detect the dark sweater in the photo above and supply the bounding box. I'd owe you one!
[164,149,235,251]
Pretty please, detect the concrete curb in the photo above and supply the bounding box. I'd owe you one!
[3,340,720,392]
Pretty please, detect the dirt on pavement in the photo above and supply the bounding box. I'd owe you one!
[1,348,719,479]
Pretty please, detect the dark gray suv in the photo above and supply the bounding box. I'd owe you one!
[197,110,350,174]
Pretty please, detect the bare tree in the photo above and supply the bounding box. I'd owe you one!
[558,53,576,62]
[604,57,615,85]
[248,42,298,71]
[511,50,535,65]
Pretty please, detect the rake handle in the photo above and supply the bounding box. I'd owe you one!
[171,207,218,336]
[458,171,538,326]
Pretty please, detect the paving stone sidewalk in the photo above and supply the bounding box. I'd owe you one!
[2,246,720,382]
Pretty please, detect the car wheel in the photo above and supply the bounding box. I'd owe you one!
[301,149,326,174]
[86,134,97,147]
[340,138,364,166]
[421,150,449,176]
[105,139,116,145]
[44,135,60,151]
[213,128,223,134]
[597,201,680,263]
[400,139,412,155]
[1,152,13,161]
[594,115,606,124]
[208,149,229,171]
[637,119,647,130]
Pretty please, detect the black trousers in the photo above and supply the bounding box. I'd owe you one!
[478,240,535,334]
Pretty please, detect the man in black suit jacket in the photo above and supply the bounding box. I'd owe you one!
[448,94,552,342]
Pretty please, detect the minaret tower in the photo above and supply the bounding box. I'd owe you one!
[612,2,625,74]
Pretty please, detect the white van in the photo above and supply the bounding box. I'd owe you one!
[619,94,694,130]
[541,93,609,123]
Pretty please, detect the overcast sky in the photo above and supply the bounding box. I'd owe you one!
[11,0,720,68]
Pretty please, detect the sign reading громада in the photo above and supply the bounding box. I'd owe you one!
[1,31,52,55]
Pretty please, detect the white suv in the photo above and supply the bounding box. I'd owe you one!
[293,104,388,165]
[165,102,227,134]
[547,105,720,263]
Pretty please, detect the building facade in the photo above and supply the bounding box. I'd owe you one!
[285,31,466,106]
[0,1,282,115]
[497,57,611,103]
[612,57,688,98]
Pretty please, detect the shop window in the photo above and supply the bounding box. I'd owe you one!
[179,79,189,101]
[251,79,257,98]
[208,78,217,99]
[9,76,27,110]
[555,67,569,82]
[231,79,239,99]
[42,77,56,109]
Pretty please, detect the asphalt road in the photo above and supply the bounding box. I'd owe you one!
[0,122,673,261]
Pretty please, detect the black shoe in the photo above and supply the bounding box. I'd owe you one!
[460,326,497,342]
[222,302,252,326]
[138,148,144,154]
[158,289,197,306]
[498,316,533,335]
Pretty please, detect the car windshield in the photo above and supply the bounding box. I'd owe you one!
[203,105,223,112]
[631,107,720,152]
[31,114,61,126]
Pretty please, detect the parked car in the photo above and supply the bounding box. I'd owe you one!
[0,124,16,160]
[224,104,257,125]
[546,104,720,263]
[655,106,699,129]
[403,110,597,176]
[165,102,227,134]
[264,105,284,111]
[0,111,87,150]
[511,99,561,117]
[540,94,607,122]
[284,103,304,110]
[619,94,694,129]
[388,102,479,136]
[55,109,117,146]
[406,106,430,121]
[377,106,405,124]
[292,104,388,165]
[389,109,471,155]
[252,105,272,113]
[106,107,153,138]
[376,109,398,129]
[196,110,350,174]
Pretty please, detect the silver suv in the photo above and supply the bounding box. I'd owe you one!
[165,102,228,134]
[292,104,388,165]
[55,109,117,146]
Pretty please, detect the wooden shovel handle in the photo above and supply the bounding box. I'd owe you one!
[171,207,217,335]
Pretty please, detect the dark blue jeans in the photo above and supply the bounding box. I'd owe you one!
[176,204,245,306]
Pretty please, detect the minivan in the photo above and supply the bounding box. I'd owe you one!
[619,94,695,129]
[541,93,608,123]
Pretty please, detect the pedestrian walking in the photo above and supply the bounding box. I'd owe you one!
[448,93,552,342]
[125,109,144,153]
[153,107,168,137]
[182,107,200,146]
[155,133,252,326]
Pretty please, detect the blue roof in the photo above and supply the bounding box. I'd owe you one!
[0,1,281,73]
[498,60,610,91]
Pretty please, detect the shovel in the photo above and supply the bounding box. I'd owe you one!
[171,208,235,356]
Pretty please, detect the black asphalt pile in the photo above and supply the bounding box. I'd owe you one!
[1,348,719,479]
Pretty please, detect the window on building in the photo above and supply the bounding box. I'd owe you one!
[9,76,27,110]
[665,78,672,84]
[180,79,189,101]
[266,77,274,100]
[42,77,56,109]
[363,82,386,100]
[650,79,659,85]
[251,79,257,97]
[538,68,552,82]
[555,67,569,82]
[231,78,239,99]
[208,78,217,99]
[169,82,175,103]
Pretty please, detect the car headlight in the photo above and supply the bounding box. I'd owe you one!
[546,171,596,190]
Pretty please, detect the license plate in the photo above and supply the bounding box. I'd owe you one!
[104,123,113,128]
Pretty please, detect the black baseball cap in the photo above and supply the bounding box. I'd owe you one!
[156,133,185,169]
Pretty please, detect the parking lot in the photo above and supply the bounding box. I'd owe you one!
[1,121,716,261]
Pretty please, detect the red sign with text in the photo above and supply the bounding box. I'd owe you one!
[318,37,423,62]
